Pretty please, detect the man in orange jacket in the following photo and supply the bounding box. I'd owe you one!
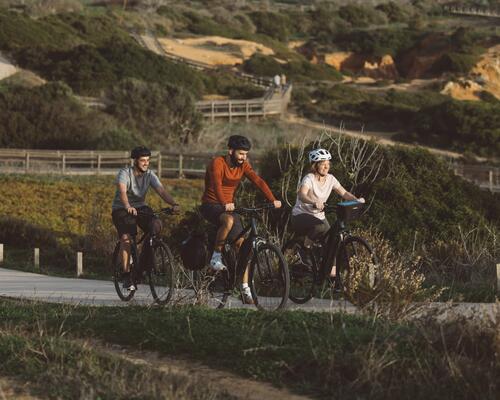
[200,135,281,303]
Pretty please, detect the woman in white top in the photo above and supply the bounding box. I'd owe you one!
[291,148,363,276]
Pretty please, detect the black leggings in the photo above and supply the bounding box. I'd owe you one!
[291,213,330,241]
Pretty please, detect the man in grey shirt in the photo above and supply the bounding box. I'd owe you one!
[112,146,180,291]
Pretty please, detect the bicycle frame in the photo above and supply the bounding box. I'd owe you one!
[315,217,353,283]
[222,206,273,285]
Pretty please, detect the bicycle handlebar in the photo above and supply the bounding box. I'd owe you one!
[136,207,176,216]
[232,203,276,214]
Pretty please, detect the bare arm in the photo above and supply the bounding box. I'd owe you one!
[118,182,136,215]
[298,184,324,210]
[334,185,360,201]
[153,185,180,212]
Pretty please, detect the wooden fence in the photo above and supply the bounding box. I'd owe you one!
[0,149,498,193]
[131,31,273,88]
[452,163,500,193]
[0,149,262,178]
[196,86,291,122]
[444,6,500,18]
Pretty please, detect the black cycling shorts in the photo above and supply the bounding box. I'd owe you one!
[199,203,244,243]
[111,206,157,238]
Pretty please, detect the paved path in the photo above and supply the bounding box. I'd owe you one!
[0,267,355,312]
[1,268,497,327]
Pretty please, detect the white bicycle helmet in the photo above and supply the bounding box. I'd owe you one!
[309,148,332,163]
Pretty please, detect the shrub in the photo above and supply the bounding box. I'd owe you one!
[413,100,500,156]
[338,4,387,28]
[0,82,123,149]
[105,79,203,149]
[248,11,292,41]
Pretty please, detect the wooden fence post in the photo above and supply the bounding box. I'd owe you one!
[77,252,83,277]
[97,154,102,175]
[34,248,40,270]
[157,152,162,178]
[229,101,232,122]
[62,154,66,174]
[0,244,3,264]
[497,263,500,294]
[25,152,30,173]
[178,154,184,179]
[246,102,249,122]
[489,170,493,192]
[211,102,215,123]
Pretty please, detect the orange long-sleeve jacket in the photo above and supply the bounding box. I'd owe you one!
[201,156,276,205]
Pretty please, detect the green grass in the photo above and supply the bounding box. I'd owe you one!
[0,299,496,400]
[0,319,234,399]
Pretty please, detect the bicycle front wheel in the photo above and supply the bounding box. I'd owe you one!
[337,236,378,302]
[249,243,289,311]
[148,242,175,305]
[283,240,316,304]
[112,242,135,302]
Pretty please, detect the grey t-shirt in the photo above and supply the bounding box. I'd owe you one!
[111,167,162,210]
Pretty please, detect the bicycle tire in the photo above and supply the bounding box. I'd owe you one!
[112,242,136,302]
[148,241,175,305]
[249,242,289,311]
[336,236,378,296]
[282,240,317,304]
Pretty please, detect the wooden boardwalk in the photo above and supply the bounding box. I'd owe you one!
[0,149,498,192]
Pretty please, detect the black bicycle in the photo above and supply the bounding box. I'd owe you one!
[283,200,378,304]
[112,208,176,305]
[195,204,289,311]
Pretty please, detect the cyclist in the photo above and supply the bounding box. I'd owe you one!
[200,135,281,304]
[291,148,364,278]
[111,146,180,291]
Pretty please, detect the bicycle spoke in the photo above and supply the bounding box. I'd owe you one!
[250,243,289,311]
[149,243,175,305]
[283,241,316,304]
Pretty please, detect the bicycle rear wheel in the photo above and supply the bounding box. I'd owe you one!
[283,240,316,304]
[337,236,378,301]
[148,241,175,305]
[112,242,136,302]
[249,243,289,311]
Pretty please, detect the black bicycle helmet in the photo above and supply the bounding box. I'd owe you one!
[227,135,251,151]
[130,146,151,159]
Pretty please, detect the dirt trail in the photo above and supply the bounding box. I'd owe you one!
[285,113,474,160]
[0,53,17,80]
[0,377,40,400]
[97,342,312,400]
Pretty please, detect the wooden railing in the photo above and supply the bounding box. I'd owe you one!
[0,149,262,179]
[452,163,500,193]
[131,31,273,88]
[444,6,500,18]
[196,83,292,121]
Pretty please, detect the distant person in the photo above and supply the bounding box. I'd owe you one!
[111,146,180,291]
[280,73,287,87]
[200,135,282,304]
[273,74,281,91]
[291,148,364,278]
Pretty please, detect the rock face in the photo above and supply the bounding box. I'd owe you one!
[0,53,17,80]
[323,51,399,79]
[441,45,500,101]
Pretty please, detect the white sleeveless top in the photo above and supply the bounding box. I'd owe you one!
[292,173,341,220]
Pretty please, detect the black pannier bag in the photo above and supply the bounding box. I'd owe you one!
[180,232,208,271]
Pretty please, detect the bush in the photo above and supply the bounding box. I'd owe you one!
[413,100,500,156]
[105,79,203,149]
[338,4,387,28]
[248,11,292,41]
[0,82,126,149]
